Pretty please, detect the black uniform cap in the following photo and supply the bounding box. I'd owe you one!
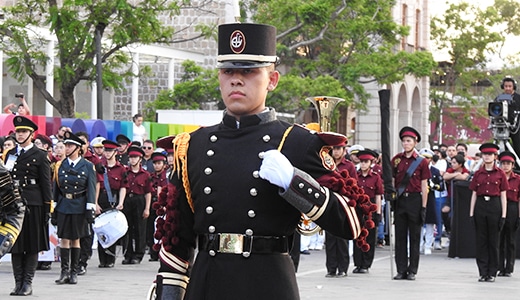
[127,146,144,157]
[151,152,167,162]
[399,126,421,143]
[102,140,120,150]
[217,23,279,69]
[498,151,515,162]
[13,116,38,131]
[116,134,131,145]
[63,131,85,146]
[479,143,499,154]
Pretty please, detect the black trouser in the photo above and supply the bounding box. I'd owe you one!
[146,198,158,260]
[79,224,93,268]
[474,196,502,277]
[122,194,147,261]
[499,201,519,273]
[394,193,422,275]
[289,231,301,272]
[325,231,349,274]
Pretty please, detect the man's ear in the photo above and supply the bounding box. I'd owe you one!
[268,70,280,91]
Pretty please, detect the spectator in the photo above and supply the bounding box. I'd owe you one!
[132,113,147,144]
[50,126,71,147]
[3,93,31,116]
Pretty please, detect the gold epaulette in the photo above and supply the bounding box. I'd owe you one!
[172,133,194,212]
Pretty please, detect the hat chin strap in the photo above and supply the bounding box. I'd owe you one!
[17,131,34,146]
[130,157,142,168]
[65,144,80,158]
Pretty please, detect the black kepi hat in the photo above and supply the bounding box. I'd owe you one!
[357,149,378,161]
[63,131,85,146]
[102,140,120,151]
[499,151,515,162]
[217,23,279,69]
[116,134,131,145]
[399,126,421,143]
[127,146,144,157]
[13,116,38,131]
[479,143,499,154]
[151,152,167,162]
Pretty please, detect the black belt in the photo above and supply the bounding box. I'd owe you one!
[198,233,289,257]
[477,195,500,201]
[60,190,87,200]
[400,192,421,198]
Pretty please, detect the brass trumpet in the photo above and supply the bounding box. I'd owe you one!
[296,96,345,236]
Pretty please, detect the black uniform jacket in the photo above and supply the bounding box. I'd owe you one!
[157,110,363,300]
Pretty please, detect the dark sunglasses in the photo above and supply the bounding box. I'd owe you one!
[142,146,153,150]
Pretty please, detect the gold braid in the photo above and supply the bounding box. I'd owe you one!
[277,126,294,151]
[172,133,194,212]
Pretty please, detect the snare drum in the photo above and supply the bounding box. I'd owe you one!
[93,209,128,248]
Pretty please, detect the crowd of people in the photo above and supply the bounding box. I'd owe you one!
[0,114,177,296]
[2,21,520,300]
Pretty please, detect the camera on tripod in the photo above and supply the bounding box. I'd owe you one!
[488,94,519,140]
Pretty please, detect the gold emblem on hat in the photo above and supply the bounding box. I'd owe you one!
[230,30,246,54]
[16,117,22,122]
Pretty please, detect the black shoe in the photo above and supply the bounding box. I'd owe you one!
[358,268,369,274]
[122,259,132,265]
[478,276,487,282]
[336,272,347,277]
[503,272,512,277]
[18,283,32,296]
[485,276,495,282]
[498,271,506,277]
[148,258,158,262]
[105,263,115,268]
[300,250,311,255]
[352,267,361,273]
[98,264,107,268]
[39,263,52,270]
[393,273,407,280]
[325,272,336,278]
[77,265,86,275]
[130,259,141,264]
[406,273,416,280]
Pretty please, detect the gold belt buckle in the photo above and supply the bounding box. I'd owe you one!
[65,193,73,200]
[218,233,244,254]
[484,196,490,201]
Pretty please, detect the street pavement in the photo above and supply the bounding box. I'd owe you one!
[1,241,519,299]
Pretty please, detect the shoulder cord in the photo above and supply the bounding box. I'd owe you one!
[277,126,294,151]
[172,133,194,212]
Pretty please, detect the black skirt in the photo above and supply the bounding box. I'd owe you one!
[57,212,89,240]
[11,205,50,254]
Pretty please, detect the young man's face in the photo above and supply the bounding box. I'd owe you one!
[218,66,279,118]
[153,160,165,172]
[503,81,515,95]
[401,136,417,153]
[500,160,514,173]
[481,152,495,164]
[331,146,345,160]
[142,142,154,157]
[447,146,457,158]
[15,129,32,145]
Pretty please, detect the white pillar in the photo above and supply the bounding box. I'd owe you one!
[168,59,175,89]
[45,40,54,116]
[131,53,139,116]
[91,81,97,119]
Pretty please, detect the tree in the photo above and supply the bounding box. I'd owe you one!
[429,0,520,146]
[247,0,436,110]
[0,0,213,117]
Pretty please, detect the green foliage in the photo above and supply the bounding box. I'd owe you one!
[249,0,435,109]
[429,0,520,145]
[0,0,211,117]
[144,60,220,121]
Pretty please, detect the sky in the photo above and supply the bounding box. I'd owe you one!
[429,0,520,69]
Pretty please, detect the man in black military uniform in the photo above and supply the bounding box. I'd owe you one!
[152,23,373,300]
[116,134,131,166]
[4,116,52,296]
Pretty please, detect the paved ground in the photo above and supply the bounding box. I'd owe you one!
[1,242,519,299]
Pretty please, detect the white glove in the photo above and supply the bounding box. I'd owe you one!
[259,150,294,190]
